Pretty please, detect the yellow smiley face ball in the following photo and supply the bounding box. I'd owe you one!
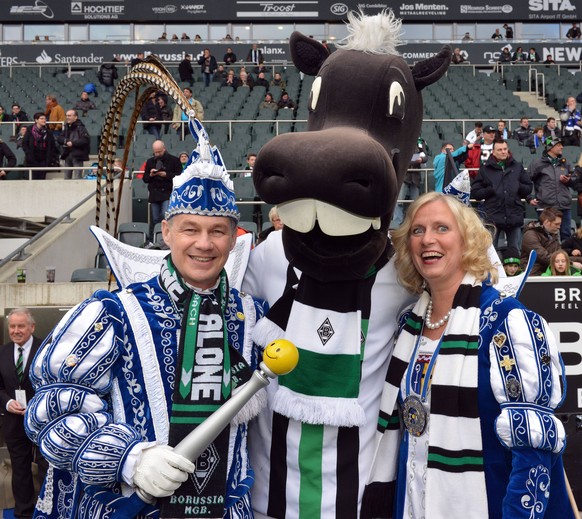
[263,339,299,376]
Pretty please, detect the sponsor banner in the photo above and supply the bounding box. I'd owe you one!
[2,0,582,22]
[2,41,582,67]
[520,278,582,414]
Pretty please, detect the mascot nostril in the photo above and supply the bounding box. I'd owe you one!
[243,10,451,519]
[253,14,451,282]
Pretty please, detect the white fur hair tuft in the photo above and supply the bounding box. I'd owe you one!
[335,10,403,55]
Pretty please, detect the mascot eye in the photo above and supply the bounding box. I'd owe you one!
[309,76,322,112]
[388,82,405,121]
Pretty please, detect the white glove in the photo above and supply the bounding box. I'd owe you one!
[133,444,195,498]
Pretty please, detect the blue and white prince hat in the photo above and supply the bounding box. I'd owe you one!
[165,118,240,222]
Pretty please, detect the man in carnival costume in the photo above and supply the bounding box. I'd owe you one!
[25,120,268,519]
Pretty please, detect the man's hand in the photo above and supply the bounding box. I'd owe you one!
[572,249,581,256]
[133,445,195,498]
[0,170,6,179]
[529,198,538,206]
[559,174,571,184]
[7,400,25,415]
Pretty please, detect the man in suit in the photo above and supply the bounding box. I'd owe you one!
[0,308,44,518]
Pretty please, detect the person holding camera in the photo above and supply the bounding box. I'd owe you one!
[560,96,581,146]
[143,139,182,228]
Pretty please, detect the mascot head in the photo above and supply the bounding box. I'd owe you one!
[253,11,450,281]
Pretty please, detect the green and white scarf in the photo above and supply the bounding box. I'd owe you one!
[253,261,384,427]
[362,274,488,518]
[159,257,252,518]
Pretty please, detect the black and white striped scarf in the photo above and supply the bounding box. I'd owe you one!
[362,274,488,518]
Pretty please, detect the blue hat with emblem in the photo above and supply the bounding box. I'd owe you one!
[165,118,240,222]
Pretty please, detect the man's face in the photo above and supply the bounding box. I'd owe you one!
[9,312,35,346]
[492,142,509,161]
[548,119,556,129]
[81,92,89,100]
[36,115,47,127]
[483,131,496,144]
[12,105,20,115]
[475,126,482,136]
[65,111,77,124]
[153,142,166,158]
[521,119,529,128]
[548,143,563,157]
[543,217,562,234]
[162,214,236,290]
[183,88,192,99]
[497,121,505,132]
[248,155,256,168]
[567,97,577,110]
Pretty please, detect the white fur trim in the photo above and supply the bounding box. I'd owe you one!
[272,386,366,427]
[336,10,403,55]
[231,388,268,426]
[252,317,285,349]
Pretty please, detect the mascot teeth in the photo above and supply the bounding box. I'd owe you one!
[278,199,381,236]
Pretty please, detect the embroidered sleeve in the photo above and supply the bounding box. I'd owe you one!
[25,291,141,485]
[490,308,566,454]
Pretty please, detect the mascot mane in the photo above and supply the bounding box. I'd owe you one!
[335,10,403,55]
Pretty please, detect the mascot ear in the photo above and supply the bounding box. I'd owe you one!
[290,31,330,76]
[411,45,452,91]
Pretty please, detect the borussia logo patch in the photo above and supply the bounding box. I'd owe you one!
[191,443,220,493]
[317,317,334,346]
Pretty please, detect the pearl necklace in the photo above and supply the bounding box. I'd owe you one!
[425,299,451,330]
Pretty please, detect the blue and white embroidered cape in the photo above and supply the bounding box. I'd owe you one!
[25,274,267,519]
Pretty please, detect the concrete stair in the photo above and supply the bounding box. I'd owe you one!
[513,91,559,120]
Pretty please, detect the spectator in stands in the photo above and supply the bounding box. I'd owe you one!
[465,124,496,175]
[527,47,541,62]
[246,44,265,73]
[198,48,217,87]
[543,55,556,65]
[98,59,118,93]
[223,47,237,65]
[181,32,190,40]
[141,91,164,139]
[214,64,228,83]
[171,34,179,41]
[451,48,465,64]
[560,96,581,146]
[432,141,472,192]
[157,96,172,135]
[503,24,513,39]
[464,121,483,144]
[512,116,533,145]
[255,71,270,89]
[238,69,254,91]
[83,82,99,98]
[158,32,167,41]
[392,138,429,228]
[499,47,512,65]
[172,87,204,138]
[0,105,8,125]
[541,249,581,276]
[178,54,194,86]
[245,153,257,175]
[22,112,56,180]
[258,206,284,244]
[270,72,286,90]
[15,126,27,150]
[143,139,182,228]
[501,247,522,276]
[74,91,96,116]
[277,91,296,113]
[561,225,582,264]
[471,139,532,251]
[566,22,581,39]
[512,46,526,62]
[44,94,65,138]
[260,92,278,111]
[224,34,234,41]
[520,208,562,275]
[221,69,240,90]
[7,103,29,140]
[194,34,202,41]
[495,119,508,139]
[0,139,17,180]
[530,127,545,152]
[178,152,189,171]
[461,32,472,42]
[543,116,562,140]
[130,52,144,67]
[491,28,503,40]
[59,109,90,180]
[528,137,576,240]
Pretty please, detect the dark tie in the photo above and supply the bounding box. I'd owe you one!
[16,346,24,382]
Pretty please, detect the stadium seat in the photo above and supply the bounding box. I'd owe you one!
[71,268,109,282]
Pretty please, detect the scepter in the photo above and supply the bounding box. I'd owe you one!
[135,339,299,505]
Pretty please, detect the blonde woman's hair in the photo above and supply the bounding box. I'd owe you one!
[392,192,498,294]
[550,249,571,276]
